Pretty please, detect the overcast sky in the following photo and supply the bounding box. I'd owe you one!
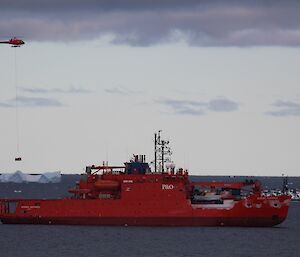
[0,0,300,176]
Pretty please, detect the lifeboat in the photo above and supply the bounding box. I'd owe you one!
[94,179,120,191]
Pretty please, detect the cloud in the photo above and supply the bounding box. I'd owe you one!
[1,1,300,46]
[104,86,142,95]
[0,96,64,108]
[20,86,92,94]
[207,98,239,112]
[0,102,13,108]
[158,98,239,115]
[17,96,64,107]
[266,100,300,117]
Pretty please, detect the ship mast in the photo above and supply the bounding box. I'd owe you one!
[154,132,157,173]
[154,130,172,173]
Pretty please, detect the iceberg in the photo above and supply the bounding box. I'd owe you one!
[0,171,61,183]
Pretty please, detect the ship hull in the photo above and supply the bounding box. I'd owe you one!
[0,216,286,227]
[0,195,290,227]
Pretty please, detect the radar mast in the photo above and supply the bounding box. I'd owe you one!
[154,130,172,173]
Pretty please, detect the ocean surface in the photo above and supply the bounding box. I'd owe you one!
[0,175,299,257]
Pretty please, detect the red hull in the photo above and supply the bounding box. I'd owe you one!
[0,216,287,227]
[0,194,290,227]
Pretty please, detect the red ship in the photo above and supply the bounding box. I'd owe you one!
[0,131,291,226]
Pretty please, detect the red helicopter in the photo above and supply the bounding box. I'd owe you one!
[0,37,25,47]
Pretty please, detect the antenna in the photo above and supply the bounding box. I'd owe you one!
[154,132,157,172]
[282,173,288,194]
[154,130,172,173]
